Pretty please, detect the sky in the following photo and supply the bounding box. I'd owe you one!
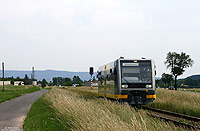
[0,0,200,78]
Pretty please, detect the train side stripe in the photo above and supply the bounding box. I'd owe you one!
[98,93,104,97]
[106,93,128,99]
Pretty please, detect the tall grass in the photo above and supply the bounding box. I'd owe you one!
[179,88,200,93]
[147,88,200,117]
[44,88,182,131]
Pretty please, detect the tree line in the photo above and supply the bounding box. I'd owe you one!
[0,74,37,85]
[0,75,85,87]
[46,75,84,87]
[157,75,200,89]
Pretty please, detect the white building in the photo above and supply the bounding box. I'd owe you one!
[91,82,98,87]
[32,81,37,85]
[0,81,11,86]
[14,81,24,86]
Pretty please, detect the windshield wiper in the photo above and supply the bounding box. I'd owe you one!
[122,77,130,84]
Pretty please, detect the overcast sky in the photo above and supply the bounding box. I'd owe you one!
[0,0,199,78]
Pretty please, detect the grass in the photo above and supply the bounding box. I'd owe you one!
[23,96,68,131]
[0,85,40,103]
[147,88,200,117]
[25,86,183,131]
[179,88,200,93]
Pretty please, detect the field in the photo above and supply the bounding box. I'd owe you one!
[23,96,68,131]
[146,88,200,117]
[0,85,40,103]
[24,86,186,131]
[179,88,200,93]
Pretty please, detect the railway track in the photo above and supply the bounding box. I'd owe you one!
[140,106,200,130]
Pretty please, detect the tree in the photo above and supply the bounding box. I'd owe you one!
[184,78,198,86]
[165,52,194,90]
[64,81,73,86]
[52,77,58,86]
[72,76,83,85]
[64,77,71,83]
[64,77,72,86]
[48,81,53,86]
[9,76,14,85]
[52,77,63,86]
[15,76,23,81]
[41,79,48,88]
[24,74,31,85]
[10,79,14,85]
[161,73,173,88]
[52,77,72,86]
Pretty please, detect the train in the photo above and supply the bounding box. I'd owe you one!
[97,57,156,105]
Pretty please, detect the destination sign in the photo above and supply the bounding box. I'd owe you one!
[123,63,139,66]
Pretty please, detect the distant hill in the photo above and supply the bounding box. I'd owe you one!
[0,70,96,82]
[184,75,200,80]
[1,70,199,82]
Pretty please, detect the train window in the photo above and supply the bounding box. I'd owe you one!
[110,69,114,81]
[114,67,117,81]
[121,61,152,83]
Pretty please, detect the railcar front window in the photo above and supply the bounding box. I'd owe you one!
[121,62,152,83]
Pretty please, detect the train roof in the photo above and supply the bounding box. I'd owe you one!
[98,58,154,71]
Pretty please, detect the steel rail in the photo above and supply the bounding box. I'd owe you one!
[140,106,200,130]
[141,106,200,122]
[149,114,200,130]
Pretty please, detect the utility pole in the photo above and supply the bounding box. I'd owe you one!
[32,67,35,80]
[31,67,35,85]
[2,62,4,91]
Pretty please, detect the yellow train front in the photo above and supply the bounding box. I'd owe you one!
[97,58,156,105]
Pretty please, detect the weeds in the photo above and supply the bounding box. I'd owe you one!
[147,88,200,117]
[44,88,182,131]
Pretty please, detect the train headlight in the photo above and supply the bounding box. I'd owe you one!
[146,85,152,88]
[122,85,128,88]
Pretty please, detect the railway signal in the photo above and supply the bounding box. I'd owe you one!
[89,67,93,75]
[89,67,94,90]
